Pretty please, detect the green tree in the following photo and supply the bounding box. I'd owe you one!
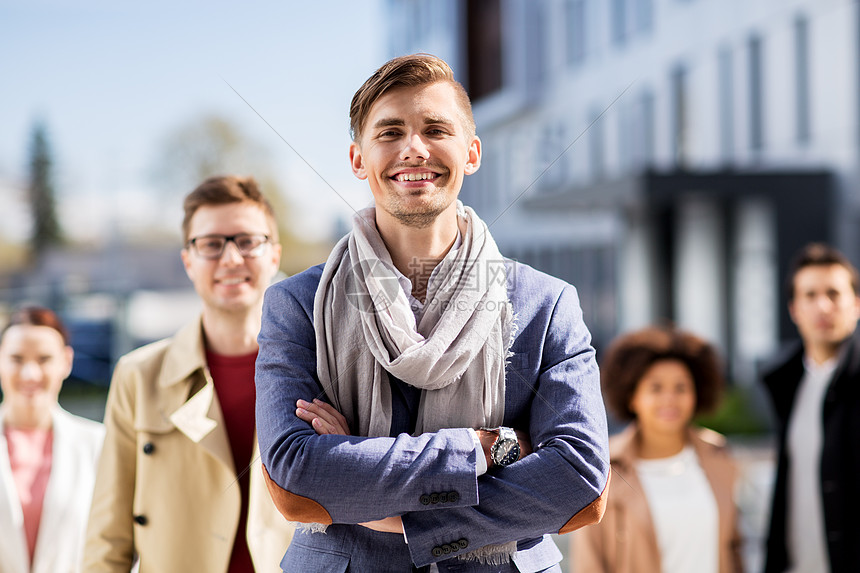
[152,113,327,273]
[153,114,266,194]
[27,121,63,256]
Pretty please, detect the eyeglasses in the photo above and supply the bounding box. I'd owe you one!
[186,233,271,260]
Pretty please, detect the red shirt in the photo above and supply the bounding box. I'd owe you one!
[206,349,257,573]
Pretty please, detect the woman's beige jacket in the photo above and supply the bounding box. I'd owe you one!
[571,424,744,573]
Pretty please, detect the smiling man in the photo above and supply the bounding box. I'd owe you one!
[762,243,860,573]
[84,176,294,572]
[256,54,610,572]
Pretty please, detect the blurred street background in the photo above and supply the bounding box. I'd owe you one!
[5,1,860,570]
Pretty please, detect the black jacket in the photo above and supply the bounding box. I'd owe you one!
[761,330,860,573]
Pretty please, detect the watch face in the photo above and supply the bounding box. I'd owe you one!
[497,441,516,459]
[491,429,520,467]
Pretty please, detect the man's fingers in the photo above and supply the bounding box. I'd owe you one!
[296,398,351,435]
[311,399,349,426]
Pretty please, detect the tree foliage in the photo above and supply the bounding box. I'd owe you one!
[153,114,268,194]
[28,121,63,255]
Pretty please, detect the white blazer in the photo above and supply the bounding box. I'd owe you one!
[0,406,104,573]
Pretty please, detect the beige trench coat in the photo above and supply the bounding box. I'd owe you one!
[83,318,293,573]
[571,425,744,573]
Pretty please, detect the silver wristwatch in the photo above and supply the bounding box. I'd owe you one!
[483,426,520,467]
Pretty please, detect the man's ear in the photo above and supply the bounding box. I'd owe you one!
[181,248,194,280]
[349,142,368,180]
[464,135,482,175]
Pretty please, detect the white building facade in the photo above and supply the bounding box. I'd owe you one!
[387,0,859,383]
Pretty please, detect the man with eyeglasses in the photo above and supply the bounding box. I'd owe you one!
[84,175,294,572]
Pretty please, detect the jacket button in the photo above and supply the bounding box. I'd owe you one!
[420,494,431,505]
[432,546,443,557]
[133,514,148,526]
[441,543,452,554]
[457,538,469,549]
[142,442,155,455]
[448,491,459,503]
[438,492,448,503]
[430,493,440,504]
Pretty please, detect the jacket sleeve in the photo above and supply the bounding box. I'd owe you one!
[256,278,481,527]
[256,276,610,568]
[398,284,610,566]
[82,356,139,572]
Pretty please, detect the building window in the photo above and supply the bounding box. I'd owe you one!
[671,65,689,167]
[565,0,587,66]
[524,1,548,92]
[466,0,503,100]
[794,15,811,144]
[748,34,765,151]
[611,0,651,46]
[634,88,656,168]
[634,0,653,34]
[536,124,568,192]
[618,102,634,173]
[588,107,606,180]
[718,46,735,163]
[611,0,627,46]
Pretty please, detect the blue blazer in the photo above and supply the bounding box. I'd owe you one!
[256,261,610,572]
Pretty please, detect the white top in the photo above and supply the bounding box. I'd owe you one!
[785,356,836,573]
[0,407,104,573]
[636,445,719,573]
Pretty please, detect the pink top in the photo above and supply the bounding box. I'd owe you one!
[6,426,53,565]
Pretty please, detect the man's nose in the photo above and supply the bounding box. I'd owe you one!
[400,133,429,161]
[218,240,245,265]
[814,294,835,311]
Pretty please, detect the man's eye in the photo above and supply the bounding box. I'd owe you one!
[198,239,223,250]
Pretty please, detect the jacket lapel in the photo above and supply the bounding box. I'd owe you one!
[158,318,234,473]
[169,375,234,472]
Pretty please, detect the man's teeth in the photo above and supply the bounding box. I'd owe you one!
[219,278,246,285]
[396,172,435,182]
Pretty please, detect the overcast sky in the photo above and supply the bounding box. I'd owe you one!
[0,1,387,244]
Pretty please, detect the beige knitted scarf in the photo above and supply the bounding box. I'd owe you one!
[314,201,513,436]
[312,202,518,563]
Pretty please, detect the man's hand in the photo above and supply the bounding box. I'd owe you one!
[476,428,533,468]
[358,516,404,534]
[296,398,351,435]
[298,399,403,534]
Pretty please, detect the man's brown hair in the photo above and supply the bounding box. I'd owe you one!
[600,325,724,422]
[181,175,279,243]
[349,53,476,142]
[786,242,860,300]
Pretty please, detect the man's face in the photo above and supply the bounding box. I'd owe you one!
[181,202,281,315]
[789,264,860,352]
[349,82,481,229]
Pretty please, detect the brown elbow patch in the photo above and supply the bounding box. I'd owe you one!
[262,464,332,525]
[558,468,611,534]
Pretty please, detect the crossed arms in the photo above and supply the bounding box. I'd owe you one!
[255,266,610,566]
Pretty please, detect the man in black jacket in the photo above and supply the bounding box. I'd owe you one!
[762,243,860,573]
